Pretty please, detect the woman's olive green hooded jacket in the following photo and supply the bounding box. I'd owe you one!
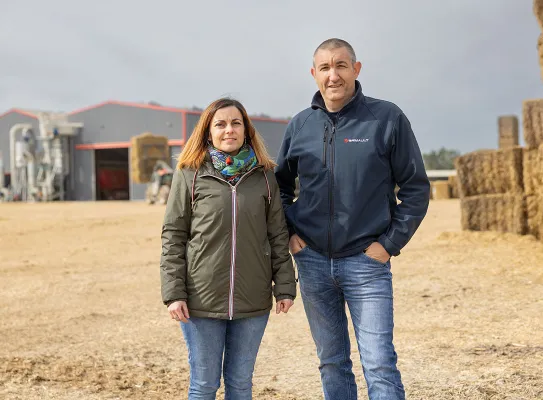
[160,159,296,320]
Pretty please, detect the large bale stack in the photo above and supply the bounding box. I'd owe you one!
[522,145,543,238]
[521,98,543,238]
[455,147,525,234]
[454,147,523,198]
[460,194,525,235]
[130,133,170,184]
[522,100,543,148]
[498,115,519,148]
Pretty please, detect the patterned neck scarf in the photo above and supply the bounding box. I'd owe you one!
[208,144,258,185]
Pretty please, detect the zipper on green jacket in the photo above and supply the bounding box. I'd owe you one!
[199,166,262,320]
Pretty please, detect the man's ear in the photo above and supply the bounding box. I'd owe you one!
[353,61,362,78]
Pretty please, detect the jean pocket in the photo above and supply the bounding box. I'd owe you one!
[292,245,310,257]
[361,251,388,267]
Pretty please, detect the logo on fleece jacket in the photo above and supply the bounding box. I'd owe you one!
[344,138,369,143]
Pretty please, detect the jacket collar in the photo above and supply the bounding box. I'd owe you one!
[198,153,220,177]
[311,80,365,115]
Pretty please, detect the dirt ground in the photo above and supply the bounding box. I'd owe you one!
[1,199,542,400]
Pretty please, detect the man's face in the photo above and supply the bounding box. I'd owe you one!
[311,47,361,109]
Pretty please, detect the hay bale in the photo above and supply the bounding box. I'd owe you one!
[522,99,543,148]
[454,147,523,198]
[499,137,518,149]
[431,180,450,199]
[498,115,519,148]
[535,143,543,188]
[525,195,542,239]
[536,0,543,32]
[523,148,539,196]
[448,175,459,198]
[538,34,543,83]
[130,133,170,184]
[460,194,526,235]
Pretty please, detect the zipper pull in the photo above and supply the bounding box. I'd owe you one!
[329,126,335,144]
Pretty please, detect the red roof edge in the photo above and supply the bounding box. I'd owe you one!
[0,108,38,119]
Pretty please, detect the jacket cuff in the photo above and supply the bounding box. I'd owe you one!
[164,298,186,307]
[378,234,401,257]
[275,294,295,301]
[287,225,296,238]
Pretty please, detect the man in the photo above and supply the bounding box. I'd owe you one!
[275,38,430,400]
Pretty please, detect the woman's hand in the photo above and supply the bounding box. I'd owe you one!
[276,299,294,314]
[168,300,190,323]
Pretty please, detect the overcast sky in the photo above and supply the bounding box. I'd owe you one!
[1,0,541,153]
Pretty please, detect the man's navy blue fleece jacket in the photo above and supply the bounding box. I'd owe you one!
[275,80,431,259]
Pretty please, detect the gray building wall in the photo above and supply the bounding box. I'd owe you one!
[68,104,184,201]
[68,104,184,144]
[0,112,39,180]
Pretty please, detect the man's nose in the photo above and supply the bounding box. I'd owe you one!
[328,69,340,81]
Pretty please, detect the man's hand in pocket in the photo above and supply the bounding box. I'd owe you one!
[364,242,390,263]
[289,234,307,255]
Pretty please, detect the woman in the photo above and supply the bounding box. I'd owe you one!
[160,98,296,400]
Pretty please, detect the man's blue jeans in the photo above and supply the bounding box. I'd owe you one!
[293,246,405,400]
[180,313,269,400]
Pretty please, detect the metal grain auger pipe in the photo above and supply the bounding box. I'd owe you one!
[9,123,34,201]
[7,116,83,202]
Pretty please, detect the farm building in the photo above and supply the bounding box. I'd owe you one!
[0,101,289,201]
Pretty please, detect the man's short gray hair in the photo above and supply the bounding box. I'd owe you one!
[313,38,357,65]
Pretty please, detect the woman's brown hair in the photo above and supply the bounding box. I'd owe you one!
[176,98,277,171]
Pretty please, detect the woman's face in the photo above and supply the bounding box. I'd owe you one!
[209,106,245,155]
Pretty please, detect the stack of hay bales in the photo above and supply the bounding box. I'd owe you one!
[130,133,170,184]
[454,147,526,235]
[522,100,543,239]
[455,100,543,239]
[498,116,519,148]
